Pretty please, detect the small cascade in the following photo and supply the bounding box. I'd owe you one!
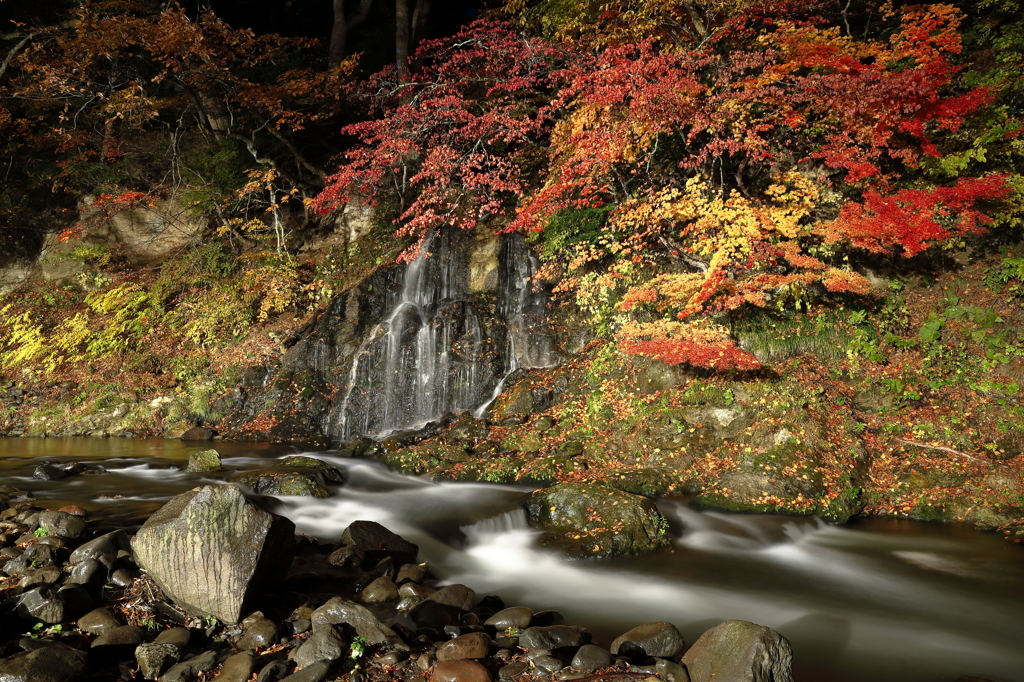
[461,509,531,541]
[332,228,553,441]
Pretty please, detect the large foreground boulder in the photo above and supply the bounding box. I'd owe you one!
[131,485,295,623]
[681,620,792,682]
[525,483,671,559]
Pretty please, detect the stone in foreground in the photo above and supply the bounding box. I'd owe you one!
[611,621,685,660]
[0,642,87,682]
[131,484,295,623]
[681,620,792,682]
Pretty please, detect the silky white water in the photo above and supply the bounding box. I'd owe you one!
[3,439,1021,682]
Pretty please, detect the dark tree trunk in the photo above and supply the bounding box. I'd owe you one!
[329,0,374,70]
[395,0,410,76]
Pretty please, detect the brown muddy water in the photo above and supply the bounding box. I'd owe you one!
[1,437,1022,682]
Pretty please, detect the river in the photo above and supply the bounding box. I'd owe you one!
[1,437,1021,682]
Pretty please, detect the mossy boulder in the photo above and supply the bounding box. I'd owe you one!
[235,471,332,498]
[525,483,671,559]
[278,456,344,484]
[606,469,675,497]
[692,437,865,523]
[444,415,490,441]
[491,384,535,421]
[184,449,222,473]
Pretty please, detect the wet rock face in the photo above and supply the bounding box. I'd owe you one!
[219,229,556,443]
[525,483,672,559]
[130,484,296,623]
[681,620,793,682]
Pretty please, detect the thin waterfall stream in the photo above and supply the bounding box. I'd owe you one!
[332,228,553,441]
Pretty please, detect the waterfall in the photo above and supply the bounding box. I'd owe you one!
[332,228,553,441]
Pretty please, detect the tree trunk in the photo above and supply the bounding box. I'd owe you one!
[329,0,373,70]
[395,0,410,76]
[410,0,431,57]
[329,0,349,69]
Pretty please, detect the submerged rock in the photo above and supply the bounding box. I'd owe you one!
[131,484,295,623]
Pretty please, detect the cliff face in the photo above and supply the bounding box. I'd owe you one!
[217,226,559,443]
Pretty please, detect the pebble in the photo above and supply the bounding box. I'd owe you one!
[161,650,220,682]
[485,607,533,631]
[256,658,291,682]
[430,584,476,611]
[78,607,121,635]
[237,616,279,652]
[16,586,64,623]
[362,576,399,602]
[135,642,181,679]
[571,644,611,672]
[58,505,87,517]
[397,563,428,584]
[37,511,85,539]
[91,625,144,649]
[611,621,685,660]
[431,659,492,682]
[291,624,345,668]
[499,661,529,679]
[0,642,87,682]
[280,660,330,682]
[154,627,191,649]
[519,625,590,650]
[214,651,254,682]
[418,652,437,670]
[532,655,565,673]
[437,632,491,661]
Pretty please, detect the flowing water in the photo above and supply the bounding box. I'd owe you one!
[332,229,554,441]
[1,438,1022,682]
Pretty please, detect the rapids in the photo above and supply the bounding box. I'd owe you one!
[1,437,1021,682]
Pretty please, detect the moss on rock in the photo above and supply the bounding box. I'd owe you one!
[525,483,671,559]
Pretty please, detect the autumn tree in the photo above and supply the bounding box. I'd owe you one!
[314,20,567,255]
[508,3,1010,370]
[315,2,1013,371]
[0,0,354,251]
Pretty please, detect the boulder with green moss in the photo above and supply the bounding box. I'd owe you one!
[184,449,222,473]
[278,456,344,484]
[235,471,332,498]
[525,483,671,559]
